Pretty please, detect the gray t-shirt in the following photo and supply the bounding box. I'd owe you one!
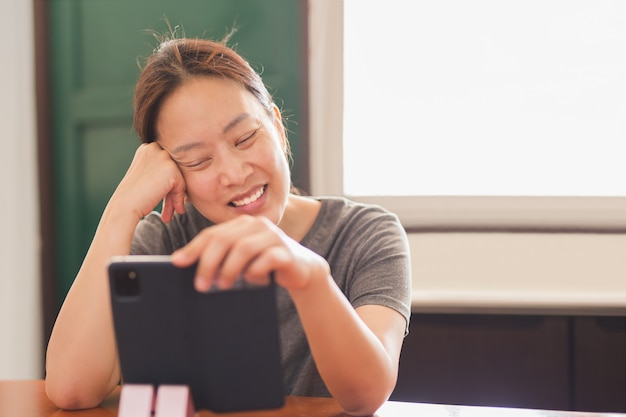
[130,196,412,397]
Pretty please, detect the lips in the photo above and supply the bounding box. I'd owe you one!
[229,185,266,208]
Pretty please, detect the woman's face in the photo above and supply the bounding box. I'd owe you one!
[155,76,291,225]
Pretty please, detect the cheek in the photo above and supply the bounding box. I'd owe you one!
[273,148,291,185]
[183,172,217,202]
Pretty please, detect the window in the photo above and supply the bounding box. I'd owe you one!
[308,0,626,230]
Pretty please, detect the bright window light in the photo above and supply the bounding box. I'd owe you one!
[343,0,626,198]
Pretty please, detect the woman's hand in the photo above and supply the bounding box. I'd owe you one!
[171,215,330,292]
[112,142,187,223]
[171,213,405,416]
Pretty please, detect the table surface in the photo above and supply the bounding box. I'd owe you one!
[1,380,624,417]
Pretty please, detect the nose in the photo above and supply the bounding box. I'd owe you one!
[217,151,253,187]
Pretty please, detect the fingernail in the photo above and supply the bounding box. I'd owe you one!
[195,277,211,293]
[216,277,231,290]
[171,251,185,263]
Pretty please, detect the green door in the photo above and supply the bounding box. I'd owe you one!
[49,0,305,309]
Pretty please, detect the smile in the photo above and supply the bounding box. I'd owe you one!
[230,185,266,208]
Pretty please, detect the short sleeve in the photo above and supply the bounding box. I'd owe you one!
[346,209,412,335]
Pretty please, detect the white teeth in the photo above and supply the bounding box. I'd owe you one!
[232,186,265,207]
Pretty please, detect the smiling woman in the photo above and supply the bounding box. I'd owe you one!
[45,36,412,416]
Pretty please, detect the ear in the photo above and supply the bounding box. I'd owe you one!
[271,104,288,153]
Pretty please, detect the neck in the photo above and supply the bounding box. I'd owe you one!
[278,195,321,241]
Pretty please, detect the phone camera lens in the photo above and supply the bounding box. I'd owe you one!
[115,270,141,297]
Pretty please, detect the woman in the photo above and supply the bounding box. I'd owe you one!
[45,37,411,416]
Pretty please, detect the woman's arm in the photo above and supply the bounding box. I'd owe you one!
[44,203,137,410]
[45,143,186,410]
[172,214,407,416]
[288,271,406,416]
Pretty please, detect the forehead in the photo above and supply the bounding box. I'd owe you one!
[155,76,264,139]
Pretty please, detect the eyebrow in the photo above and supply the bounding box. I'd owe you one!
[169,141,205,156]
[169,113,252,155]
[222,112,251,134]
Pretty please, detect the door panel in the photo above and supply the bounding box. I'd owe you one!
[49,0,305,308]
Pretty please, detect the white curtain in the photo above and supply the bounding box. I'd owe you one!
[0,0,42,379]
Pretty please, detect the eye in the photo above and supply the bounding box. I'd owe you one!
[236,129,259,147]
[179,158,211,169]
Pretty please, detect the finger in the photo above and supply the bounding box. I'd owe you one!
[243,246,290,282]
[174,195,186,215]
[161,189,185,223]
[248,245,326,291]
[214,219,282,288]
[196,237,234,292]
[171,235,205,266]
[161,196,174,223]
[243,273,271,287]
[168,182,187,215]
[172,231,227,292]
[216,235,267,289]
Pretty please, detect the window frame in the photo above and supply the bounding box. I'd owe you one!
[308,0,626,232]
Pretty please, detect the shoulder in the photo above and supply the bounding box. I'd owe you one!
[316,196,404,234]
[318,196,398,216]
[303,196,407,254]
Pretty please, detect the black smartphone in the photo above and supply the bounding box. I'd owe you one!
[108,255,284,412]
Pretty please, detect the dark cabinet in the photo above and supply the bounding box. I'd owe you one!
[572,317,626,412]
[392,313,626,412]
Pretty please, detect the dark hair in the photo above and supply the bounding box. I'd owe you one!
[133,37,283,148]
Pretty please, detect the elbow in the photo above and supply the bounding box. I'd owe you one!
[339,378,396,416]
[345,405,384,417]
[343,398,388,416]
[45,376,103,410]
[342,395,389,417]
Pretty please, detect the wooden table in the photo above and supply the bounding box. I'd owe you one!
[0,380,624,417]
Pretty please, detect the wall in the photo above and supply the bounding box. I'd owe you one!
[0,0,42,378]
[408,232,626,311]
